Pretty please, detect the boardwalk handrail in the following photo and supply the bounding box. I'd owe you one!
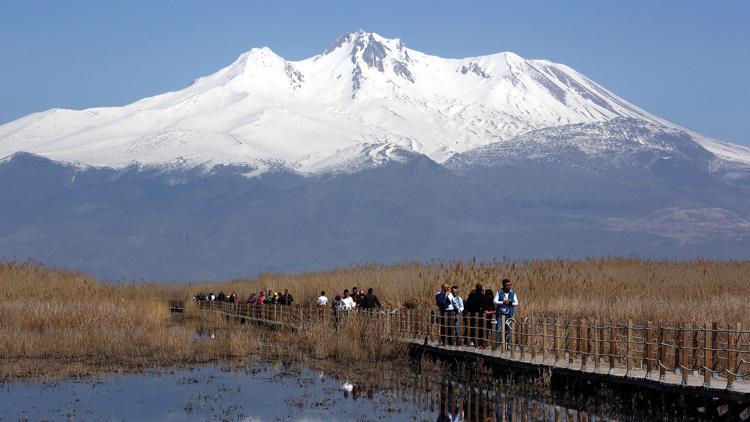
[173,300,750,393]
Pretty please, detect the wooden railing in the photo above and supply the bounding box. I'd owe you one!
[176,300,750,392]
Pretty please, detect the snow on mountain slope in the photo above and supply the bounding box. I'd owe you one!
[446,118,707,168]
[1,29,748,173]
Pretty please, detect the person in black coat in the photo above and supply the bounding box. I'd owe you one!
[279,289,293,306]
[361,288,381,309]
[464,284,484,346]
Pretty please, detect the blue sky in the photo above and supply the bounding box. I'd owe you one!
[1,1,748,146]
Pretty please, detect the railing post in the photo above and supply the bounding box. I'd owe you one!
[568,320,576,369]
[412,309,417,340]
[386,309,392,340]
[406,309,411,339]
[711,321,718,374]
[511,316,518,354]
[727,322,742,390]
[520,317,526,360]
[608,324,616,374]
[674,324,682,376]
[555,317,562,365]
[599,322,606,372]
[530,317,536,362]
[692,327,699,375]
[645,320,654,378]
[658,325,666,382]
[541,317,548,364]
[593,319,600,372]
[682,327,690,386]
[580,319,588,371]
[428,310,434,345]
[626,319,633,375]
[704,322,712,387]
[727,324,739,390]
[500,315,506,354]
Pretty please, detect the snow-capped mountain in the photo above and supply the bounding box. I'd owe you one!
[3,29,747,173]
[1,30,749,281]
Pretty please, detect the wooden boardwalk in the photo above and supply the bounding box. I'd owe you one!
[171,300,750,400]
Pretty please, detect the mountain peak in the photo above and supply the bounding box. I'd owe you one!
[322,30,408,66]
[324,30,403,54]
[4,31,749,172]
[319,30,413,95]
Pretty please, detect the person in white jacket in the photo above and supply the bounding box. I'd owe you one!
[450,285,465,344]
[340,290,355,310]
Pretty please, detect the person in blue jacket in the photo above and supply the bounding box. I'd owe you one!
[493,279,519,347]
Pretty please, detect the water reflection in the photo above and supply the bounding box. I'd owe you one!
[431,384,591,422]
[382,377,597,422]
[191,325,216,341]
[0,361,632,421]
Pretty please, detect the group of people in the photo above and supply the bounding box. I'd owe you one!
[192,280,518,347]
[193,286,385,311]
[316,286,382,312]
[435,278,519,348]
[194,289,294,306]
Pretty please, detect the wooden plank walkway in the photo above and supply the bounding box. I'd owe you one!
[172,300,750,399]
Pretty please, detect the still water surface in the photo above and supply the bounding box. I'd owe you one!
[0,360,604,421]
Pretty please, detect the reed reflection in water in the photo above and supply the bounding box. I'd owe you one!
[386,377,598,422]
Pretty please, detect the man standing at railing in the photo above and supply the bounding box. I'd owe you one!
[493,279,519,347]
[436,283,452,345]
[361,288,381,310]
[279,289,293,306]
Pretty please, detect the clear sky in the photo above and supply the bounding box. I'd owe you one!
[1,1,748,146]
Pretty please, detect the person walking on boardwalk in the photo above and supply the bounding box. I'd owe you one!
[279,289,293,306]
[464,284,483,347]
[331,294,343,324]
[450,285,464,345]
[493,279,519,347]
[361,288,381,310]
[316,291,328,307]
[435,283,452,345]
[316,290,328,320]
[341,289,355,310]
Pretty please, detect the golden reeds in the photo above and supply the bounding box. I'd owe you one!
[185,258,750,325]
[2,258,749,380]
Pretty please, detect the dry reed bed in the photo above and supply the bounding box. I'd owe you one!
[0,262,267,379]
[1,258,748,379]
[186,258,750,326]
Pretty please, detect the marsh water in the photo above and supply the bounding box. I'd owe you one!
[0,323,727,421]
[0,359,614,421]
